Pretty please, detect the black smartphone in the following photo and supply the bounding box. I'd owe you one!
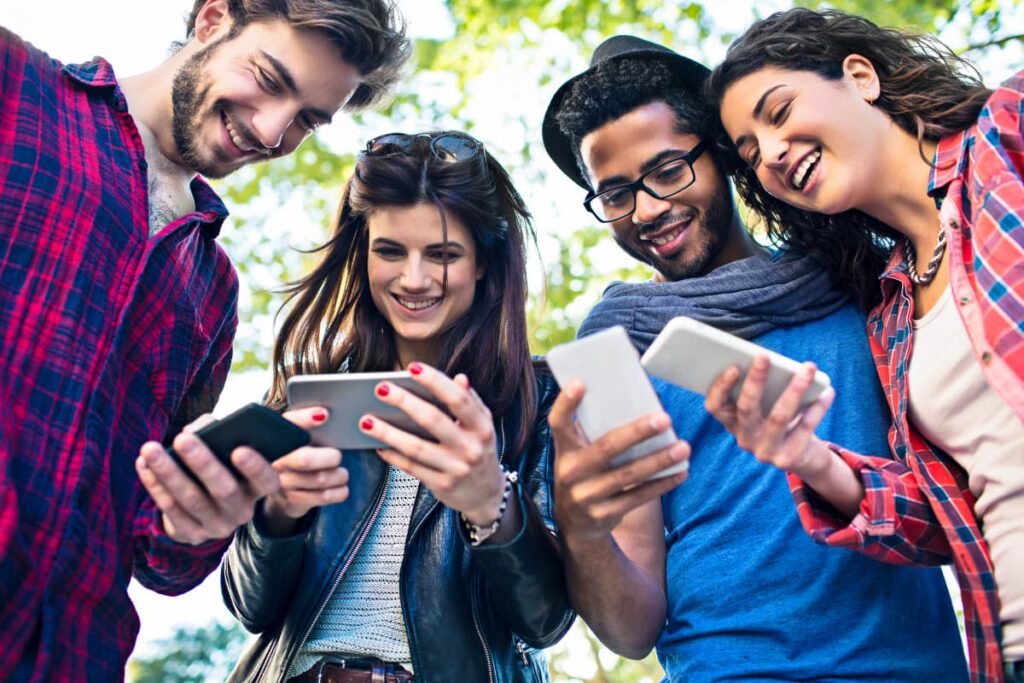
[169,403,311,480]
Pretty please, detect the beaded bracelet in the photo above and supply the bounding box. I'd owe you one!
[462,467,518,547]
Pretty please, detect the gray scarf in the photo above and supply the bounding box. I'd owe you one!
[576,252,850,353]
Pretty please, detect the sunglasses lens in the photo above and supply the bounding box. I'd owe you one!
[367,133,414,156]
[432,135,479,162]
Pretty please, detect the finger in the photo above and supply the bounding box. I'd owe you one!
[273,446,343,473]
[588,470,689,522]
[280,405,331,431]
[230,446,282,499]
[704,365,741,426]
[760,363,819,446]
[548,383,588,449]
[407,363,492,435]
[374,379,465,445]
[136,447,207,544]
[786,386,835,445]
[571,441,689,504]
[146,436,220,521]
[182,413,217,434]
[277,466,350,493]
[277,485,350,508]
[360,415,449,472]
[735,355,770,424]
[376,447,451,491]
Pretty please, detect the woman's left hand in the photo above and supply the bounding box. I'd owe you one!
[360,362,508,527]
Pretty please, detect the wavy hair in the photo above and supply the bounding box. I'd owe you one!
[180,0,410,110]
[707,8,991,309]
[266,133,538,455]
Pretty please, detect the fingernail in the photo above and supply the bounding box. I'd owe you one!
[376,383,390,398]
[670,443,687,460]
[651,412,670,430]
[312,409,328,423]
[360,417,374,430]
[409,362,423,376]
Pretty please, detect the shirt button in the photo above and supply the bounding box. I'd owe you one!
[138,159,148,171]
[950,218,959,229]
[959,296,972,305]
[981,351,993,364]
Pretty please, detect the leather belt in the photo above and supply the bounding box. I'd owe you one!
[290,660,414,683]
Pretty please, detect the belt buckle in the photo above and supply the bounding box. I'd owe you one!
[313,656,350,683]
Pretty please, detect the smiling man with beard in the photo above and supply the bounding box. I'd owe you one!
[540,36,969,682]
[0,1,408,680]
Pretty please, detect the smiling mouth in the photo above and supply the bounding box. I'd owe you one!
[221,111,268,157]
[790,148,821,191]
[392,294,442,312]
[639,214,695,252]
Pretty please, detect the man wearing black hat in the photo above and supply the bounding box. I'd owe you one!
[543,36,969,682]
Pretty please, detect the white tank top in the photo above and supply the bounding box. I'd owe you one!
[908,285,1024,661]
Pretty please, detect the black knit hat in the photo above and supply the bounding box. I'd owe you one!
[542,35,711,190]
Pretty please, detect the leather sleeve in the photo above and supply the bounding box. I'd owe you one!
[469,370,576,647]
[220,505,315,633]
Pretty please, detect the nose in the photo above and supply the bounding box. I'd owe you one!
[399,257,432,291]
[760,134,789,170]
[632,188,672,225]
[250,104,296,150]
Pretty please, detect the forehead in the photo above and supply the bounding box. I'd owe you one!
[227,19,362,115]
[720,66,828,129]
[580,101,702,185]
[367,203,473,245]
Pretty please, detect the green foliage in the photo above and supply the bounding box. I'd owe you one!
[127,621,249,683]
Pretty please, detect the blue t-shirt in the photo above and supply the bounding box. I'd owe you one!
[655,303,967,682]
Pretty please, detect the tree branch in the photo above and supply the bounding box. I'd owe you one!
[962,33,1024,53]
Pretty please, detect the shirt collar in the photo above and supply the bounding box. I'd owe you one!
[190,177,230,238]
[928,129,971,202]
[62,58,119,89]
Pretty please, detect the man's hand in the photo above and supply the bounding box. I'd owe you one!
[549,381,689,542]
[135,408,328,545]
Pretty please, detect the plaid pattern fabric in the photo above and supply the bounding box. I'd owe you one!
[0,30,239,681]
[790,69,1024,683]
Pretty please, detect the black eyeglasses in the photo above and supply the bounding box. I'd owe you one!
[583,141,707,223]
[364,131,484,163]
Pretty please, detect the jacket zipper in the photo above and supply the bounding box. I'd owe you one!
[277,466,392,680]
[515,638,530,667]
[467,420,506,683]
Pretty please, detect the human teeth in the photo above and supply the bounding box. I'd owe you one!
[649,225,684,246]
[224,115,259,153]
[397,297,440,310]
[793,150,821,190]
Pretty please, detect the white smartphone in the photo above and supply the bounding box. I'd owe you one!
[286,371,446,450]
[547,326,687,478]
[640,316,831,414]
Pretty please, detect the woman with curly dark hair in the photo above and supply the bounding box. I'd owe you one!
[220,131,573,682]
[705,8,1023,683]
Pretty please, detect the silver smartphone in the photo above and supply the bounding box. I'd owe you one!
[547,326,687,478]
[286,371,446,450]
[640,316,831,414]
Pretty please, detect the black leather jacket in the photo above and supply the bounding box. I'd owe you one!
[221,369,574,682]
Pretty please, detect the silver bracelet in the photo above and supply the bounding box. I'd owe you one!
[461,467,518,547]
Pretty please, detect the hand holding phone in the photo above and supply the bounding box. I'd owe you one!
[641,316,831,414]
[547,326,687,478]
[169,403,311,479]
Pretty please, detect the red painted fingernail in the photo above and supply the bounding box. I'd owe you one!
[312,409,328,423]
[360,417,374,430]
[409,362,423,376]
[376,383,390,397]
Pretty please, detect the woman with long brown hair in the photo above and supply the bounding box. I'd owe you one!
[220,131,573,682]
[705,8,1023,683]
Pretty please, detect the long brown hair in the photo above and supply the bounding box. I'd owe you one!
[267,133,539,455]
[707,8,992,310]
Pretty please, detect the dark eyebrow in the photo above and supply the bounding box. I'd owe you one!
[371,237,467,251]
[260,50,334,125]
[732,84,787,150]
[595,148,697,194]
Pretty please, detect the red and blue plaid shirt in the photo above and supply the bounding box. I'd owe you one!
[0,30,239,681]
[790,69,1024,683]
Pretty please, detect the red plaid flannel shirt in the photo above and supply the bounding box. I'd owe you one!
[0,30,238,681]
[789,68,1024,683]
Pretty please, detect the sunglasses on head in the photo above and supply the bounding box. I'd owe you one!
[364,132,484,163]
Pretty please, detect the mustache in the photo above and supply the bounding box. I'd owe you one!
[636,210,697,238]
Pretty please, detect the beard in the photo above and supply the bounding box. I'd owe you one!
[614,182,736,282]
[170,33,235,179]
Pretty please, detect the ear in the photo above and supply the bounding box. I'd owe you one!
[192,0,234,44]
[842,54,881,104]
[475,262,486,281]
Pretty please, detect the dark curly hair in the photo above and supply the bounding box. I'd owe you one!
[179,0,410,110]
[553,57,717,187]
[707,8,992,310]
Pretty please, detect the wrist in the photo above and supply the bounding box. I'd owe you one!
[461,467,509,526]
[461,467,518,546]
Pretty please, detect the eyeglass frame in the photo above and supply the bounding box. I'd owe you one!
[363,131,485,163]
[582,140,707,223]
